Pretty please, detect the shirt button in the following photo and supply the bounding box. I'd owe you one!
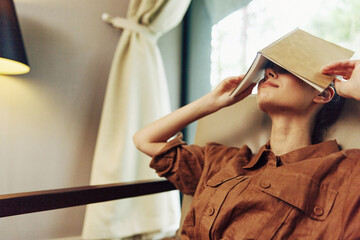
[313,206,324,216]
[207,207,215,216]
[260,181,271,188]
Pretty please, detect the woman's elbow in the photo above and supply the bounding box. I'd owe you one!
[133,131,144,151]
[133,131,165,157]
[133,132,153,157]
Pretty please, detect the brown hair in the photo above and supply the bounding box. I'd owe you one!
[312,84,345,144]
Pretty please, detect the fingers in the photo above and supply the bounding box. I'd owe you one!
[333,78,351,98]
[226,75,245,85]
[322,60,357,71]
[321,60,358,77]
[234,83,256,100]
[330,60,360,100]
[216,75,245,93]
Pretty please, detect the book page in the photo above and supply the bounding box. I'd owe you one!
[230,53,269,97]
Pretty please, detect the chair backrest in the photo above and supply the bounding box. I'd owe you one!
[194,95,271,149]
[177,95,360,237]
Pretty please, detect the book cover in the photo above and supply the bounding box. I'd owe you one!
[230,29,354,97]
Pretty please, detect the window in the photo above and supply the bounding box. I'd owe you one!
[210,0,359,89]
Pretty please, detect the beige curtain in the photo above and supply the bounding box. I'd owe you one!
[82,0,191,239]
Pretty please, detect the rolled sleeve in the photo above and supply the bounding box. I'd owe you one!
[150,135,205,195]
[150,136,186,177]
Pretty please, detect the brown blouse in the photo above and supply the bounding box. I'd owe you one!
[150,136,360,240]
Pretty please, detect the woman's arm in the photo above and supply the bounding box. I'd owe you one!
[321,59,360,100]
[133,76,255,157]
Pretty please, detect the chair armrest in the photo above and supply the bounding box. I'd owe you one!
[0,179,176,217]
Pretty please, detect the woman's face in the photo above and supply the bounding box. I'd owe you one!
[257,66,319,115]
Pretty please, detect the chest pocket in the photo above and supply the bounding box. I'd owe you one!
[256,171,338,220]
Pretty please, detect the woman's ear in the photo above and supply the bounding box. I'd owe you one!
[313,86,335,103]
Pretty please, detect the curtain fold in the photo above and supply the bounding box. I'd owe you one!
[204,0,253,24]
[82,0,190,239]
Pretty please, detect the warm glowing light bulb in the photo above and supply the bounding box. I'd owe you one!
[0,57,30,75]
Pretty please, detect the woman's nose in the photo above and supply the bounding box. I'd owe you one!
[265,68,278,80]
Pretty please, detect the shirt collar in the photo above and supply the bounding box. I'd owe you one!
[242,142,270,169]
[242,140,340,169]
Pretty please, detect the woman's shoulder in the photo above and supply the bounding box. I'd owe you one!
[342,148,360,159]
[331,148,360,176]
[200,142,254,171]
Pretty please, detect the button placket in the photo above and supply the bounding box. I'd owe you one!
[266,152,278,168]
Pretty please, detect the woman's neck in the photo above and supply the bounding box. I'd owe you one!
[269,114,313,156]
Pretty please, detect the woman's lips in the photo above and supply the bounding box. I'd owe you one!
[260,81,279,88]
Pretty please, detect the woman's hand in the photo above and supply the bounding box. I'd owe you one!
[206,75,256,112]
[321,59,360,100]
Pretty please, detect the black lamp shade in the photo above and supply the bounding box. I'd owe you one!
[0,0,30,75]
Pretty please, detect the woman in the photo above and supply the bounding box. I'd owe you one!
[133,59,360,239]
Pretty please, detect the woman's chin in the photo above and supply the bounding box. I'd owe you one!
[256,93,273,110]
[256,96,271,113]
[257,94,287,114]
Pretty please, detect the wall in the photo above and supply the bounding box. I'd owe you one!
[0,0,182,239]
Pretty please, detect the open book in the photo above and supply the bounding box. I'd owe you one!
[230,29,354,97]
